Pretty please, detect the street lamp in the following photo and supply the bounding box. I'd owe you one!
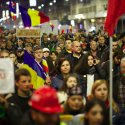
[49,2,53,6]
[41,4,44,7]
[53,0,56,3]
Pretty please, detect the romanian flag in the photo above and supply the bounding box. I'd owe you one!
[9,0,16,20]
[20,51,49,89]
[19,5,50,27]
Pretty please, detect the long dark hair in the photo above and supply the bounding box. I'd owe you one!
[55,57,72,75]
[74,54,93,75]
[84,99,106,125]
[60,73,80,92]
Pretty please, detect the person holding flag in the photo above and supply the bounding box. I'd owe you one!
[21,45,49,89]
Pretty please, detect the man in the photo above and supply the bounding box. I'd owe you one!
[59,39,72,58]
[25,43,33,54]
[0,50,9,58]
[16,47,24,63]
[89,40,101,59]
[49,33,58,51]
[0,40,6,50]
[7,69,32,114]
[21,86,65,125]
[41,34,50,49]
[9,51,18,71]
[113,57,125,111]
[98,36,107,56]
[66,41,82,69]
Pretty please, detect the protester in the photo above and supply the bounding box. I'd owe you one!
[20,86,64,125]
[7,69,32,114]
[63,86,85,115]
[84,99,106,125]
[57,73,80,105]
[51,58,72,90]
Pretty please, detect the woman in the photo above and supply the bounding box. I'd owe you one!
[57,73,80,105]
[84,99,106,125]
[90,80,119,125]
[63,86,85,115]
[74,54,105,80]
[51,58,72,90]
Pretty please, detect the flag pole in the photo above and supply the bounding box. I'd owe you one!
[109,36,113,125]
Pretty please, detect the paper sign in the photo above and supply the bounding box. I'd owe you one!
[41,20,59,35]
[0,59,15,94]
[16,28,41,37]
[87,74,94,96]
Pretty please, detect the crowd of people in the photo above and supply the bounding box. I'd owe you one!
[0,28,125,125]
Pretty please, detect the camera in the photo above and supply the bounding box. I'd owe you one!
[93,59,96,64]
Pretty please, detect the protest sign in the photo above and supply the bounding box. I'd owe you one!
[0,59,15,94]
[16,28,41,37]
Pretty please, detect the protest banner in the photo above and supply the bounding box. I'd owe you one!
[16,28,41,37]
[0,59,15,94]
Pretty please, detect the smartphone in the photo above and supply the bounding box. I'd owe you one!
[93,59,96,64]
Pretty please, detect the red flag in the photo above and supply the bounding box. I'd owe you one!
[104,0,125,36]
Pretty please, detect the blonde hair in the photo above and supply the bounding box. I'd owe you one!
[90,79,119,113]
[91,80,108,98]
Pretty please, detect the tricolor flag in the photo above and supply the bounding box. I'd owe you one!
[104,0,125,36]
[9,0,16,20]
[19,5,50,27]
[20,51,49,89]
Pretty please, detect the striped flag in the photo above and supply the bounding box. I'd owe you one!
[9,0,16,20]
[20,51,49,89]
[19,5,50,27]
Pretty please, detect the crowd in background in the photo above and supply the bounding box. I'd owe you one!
[0,28,125,125]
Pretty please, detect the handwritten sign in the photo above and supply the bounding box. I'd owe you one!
[16,28,41,37]
[0,59,15,94]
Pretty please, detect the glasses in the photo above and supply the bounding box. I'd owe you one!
[35,51,43,54]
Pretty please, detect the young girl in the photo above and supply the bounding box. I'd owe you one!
[57,73,79,105]
[63,86,85,115]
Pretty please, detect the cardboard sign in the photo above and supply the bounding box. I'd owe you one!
[41,20,59,35]
[0,59,15,94]
[16,28,41,37]
[87,74,94,96]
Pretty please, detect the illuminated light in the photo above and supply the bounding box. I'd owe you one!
[91,19,95,23]
[65,0,69,2]
[80,24,83,29]
[16,3,19,18]
[13,25,16,28]
[32,8,35,10]
[49,2,53,6]
[6,2,9,5]
[71,20,75,27]
[6,10,9,17]
[89,26,96,32]
[38,6,41,9]
[2,10,6,18]
[75,14,85,19]
[53,0,56,3]
[29,0,36,6]
[41,4,44,7]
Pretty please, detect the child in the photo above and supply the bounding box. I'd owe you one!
[57,73,79,105]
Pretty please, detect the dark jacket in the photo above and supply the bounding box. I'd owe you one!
[20,110,61,125]
[7,93,30,114]
[66,53,83,70]
[51,74,64,90]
